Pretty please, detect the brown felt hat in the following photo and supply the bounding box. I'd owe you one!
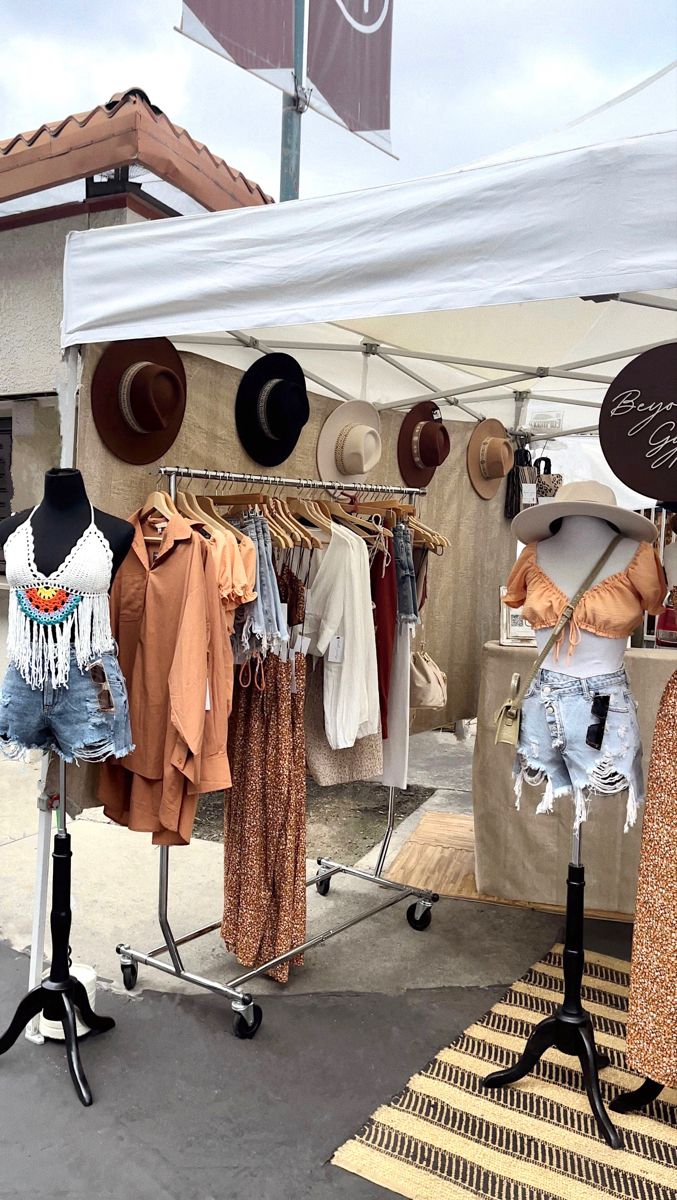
[91,338,187,465]
[398,401,451,487]
[466,419,514,500]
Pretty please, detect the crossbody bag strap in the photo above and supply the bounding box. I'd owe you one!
[513,534,624,708]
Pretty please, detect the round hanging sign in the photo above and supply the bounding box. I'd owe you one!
[599,341,677,503]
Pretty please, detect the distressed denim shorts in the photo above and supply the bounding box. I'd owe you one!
[514,667,644,832]
[0,648,133,764]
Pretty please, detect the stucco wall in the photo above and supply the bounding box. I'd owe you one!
[0,208,129,398]
[76,346,516,720]
[10,401,61,511]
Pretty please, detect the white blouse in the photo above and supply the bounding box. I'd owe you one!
[305,525,380,751]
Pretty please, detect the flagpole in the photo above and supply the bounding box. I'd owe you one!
[280,0,306,201]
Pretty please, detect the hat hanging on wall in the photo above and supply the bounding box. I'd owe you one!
[91,338,187,466]
[235,353,310,468]
[466,419,515,499]
[511,480,658,544]
[398,401,451,488]
[316,401,382,483]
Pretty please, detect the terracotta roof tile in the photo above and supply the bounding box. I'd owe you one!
[0,89,273,211]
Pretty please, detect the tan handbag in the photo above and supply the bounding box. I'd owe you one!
[411,645,447,710]
[494,536,623,746]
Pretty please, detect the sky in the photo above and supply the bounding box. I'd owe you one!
[1,0,675,200]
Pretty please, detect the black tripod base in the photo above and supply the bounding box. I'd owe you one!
[481,1008,621,1148]
[0,977,114,1107]
[610,1076,664,1114]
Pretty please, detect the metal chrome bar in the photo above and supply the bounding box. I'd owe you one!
[149,920,221,959]
[224,889,419,990]
[557,341,673,370]
[306,864,342,888]
[159,466,426,497]
[317,859,437,899]
[376,350,486,421]
[230,330,357,402]
[158,845,184,974]
[374,786,396,877]
[377,372,535,410]
[547,368,614,384]
[117,947,253,1003]
[616,292,677,312]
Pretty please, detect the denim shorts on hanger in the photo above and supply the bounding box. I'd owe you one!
[0,648,133,764]
[513,667,644,832]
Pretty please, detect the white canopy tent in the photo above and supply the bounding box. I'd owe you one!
[24,60,673,1040]
[60,62,677,498]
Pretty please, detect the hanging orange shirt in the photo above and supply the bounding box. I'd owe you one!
[100,511,220,845]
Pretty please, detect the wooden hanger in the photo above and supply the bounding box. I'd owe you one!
[140,489,179,520]
[286,495,333,535]
[212,492,268,507]
[193,494,246,542]
[324,500,392,541]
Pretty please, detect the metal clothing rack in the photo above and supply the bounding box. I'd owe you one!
[116,465,439,1039]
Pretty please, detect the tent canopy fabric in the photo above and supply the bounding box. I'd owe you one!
[61,62,677,451]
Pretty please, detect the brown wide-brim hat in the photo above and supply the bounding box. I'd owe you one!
[398,401,451,487]
[466,419,514,500]
[91,338,187,466]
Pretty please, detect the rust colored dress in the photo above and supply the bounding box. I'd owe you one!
[221,568,307,984]
[626,670,677,1088]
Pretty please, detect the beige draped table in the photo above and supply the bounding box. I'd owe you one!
[473,641,677,915]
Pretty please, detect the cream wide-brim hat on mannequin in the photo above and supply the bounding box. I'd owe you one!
[316,401,382,484]
[511,480,658,544]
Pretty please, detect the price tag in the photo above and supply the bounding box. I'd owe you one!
[205,680,211,711]
[328,635,345,663]
[521,482,538,507]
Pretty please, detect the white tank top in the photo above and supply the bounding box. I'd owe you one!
[4,504,115,688]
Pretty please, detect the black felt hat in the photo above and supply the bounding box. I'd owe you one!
[235,353,310,467]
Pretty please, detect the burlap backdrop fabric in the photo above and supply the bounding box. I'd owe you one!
[473,642,677,914]
[77,346,516,725]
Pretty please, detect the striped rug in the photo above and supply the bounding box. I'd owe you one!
[333,946,677,1200]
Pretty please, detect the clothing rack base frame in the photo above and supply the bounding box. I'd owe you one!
[115,466,436,1037]
[480,830,622,1150]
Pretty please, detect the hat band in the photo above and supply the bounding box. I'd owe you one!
[119,362,154,433]
[479,438,494,480]
[411,422,427,469]
[335,423,359,474]
[257,378,283,440]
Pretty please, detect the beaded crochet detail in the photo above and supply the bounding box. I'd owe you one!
[4,504,114,688]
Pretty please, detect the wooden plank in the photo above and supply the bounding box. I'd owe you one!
[387,811,632,923]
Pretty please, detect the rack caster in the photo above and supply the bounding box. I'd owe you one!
[232,1000,263,1040]
[121,961,138,992]
[315,873,331,897]
[406,901,432,931]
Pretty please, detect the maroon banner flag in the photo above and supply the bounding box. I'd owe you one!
[307,0,394,154]
[179,0,296,91]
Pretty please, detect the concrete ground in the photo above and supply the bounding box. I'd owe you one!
[0,681,634,1197]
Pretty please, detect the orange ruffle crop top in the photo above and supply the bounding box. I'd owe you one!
[503,541,667,646]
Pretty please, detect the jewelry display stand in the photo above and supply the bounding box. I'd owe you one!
[481,825,622,1149]
[0,760,114,1106]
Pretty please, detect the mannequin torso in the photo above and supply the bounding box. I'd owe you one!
[535,516,639,677]
[0,469,133,582]
[663,540,677,590]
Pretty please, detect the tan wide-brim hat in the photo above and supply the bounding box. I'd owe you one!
[466,419,515,499]
[91,338,186,466]
[316,401,382,483]
[512,480,658,543]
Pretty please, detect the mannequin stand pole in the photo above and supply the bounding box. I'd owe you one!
[0,760,114,1106]
[481,826,622,1149]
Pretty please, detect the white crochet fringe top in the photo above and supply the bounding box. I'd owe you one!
[4,504,115,689]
